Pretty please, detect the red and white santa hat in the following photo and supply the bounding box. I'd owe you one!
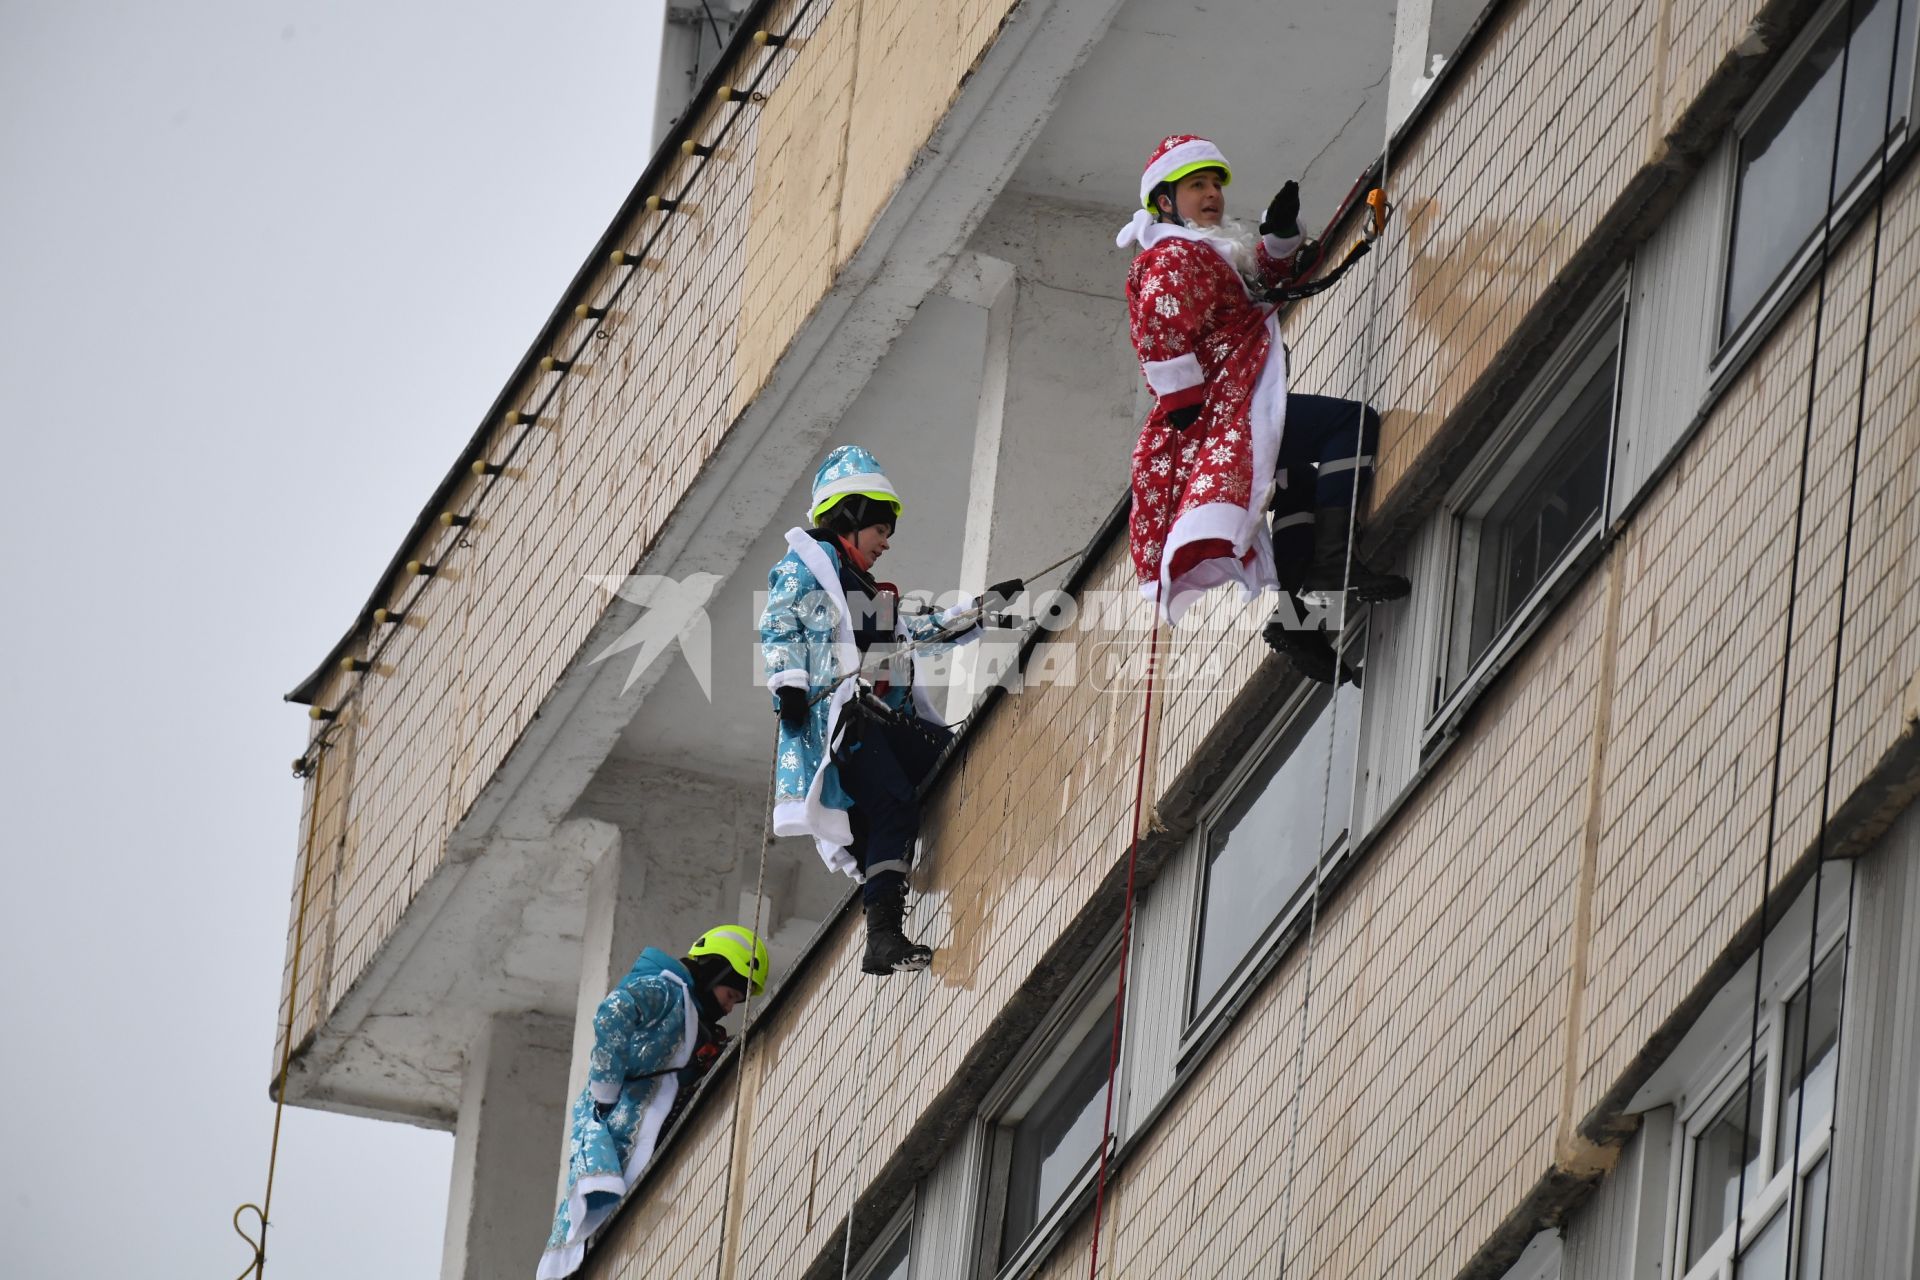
[1138,134,1233,209]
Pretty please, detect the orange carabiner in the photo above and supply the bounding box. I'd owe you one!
[1365,188,1391,240]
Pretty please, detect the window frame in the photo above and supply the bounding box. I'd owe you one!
[1709,0,1919,389]
[851,1196,916,1280]
[1178,666,1365,1053]
[972,943,1122,1280]
[1426,283,1628,743]
[1669,940,1844,1279]
[1626,865,1854,1280]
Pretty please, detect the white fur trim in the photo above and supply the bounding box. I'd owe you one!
[812,470,899,511]
[1140,137,1230,205]
[1157,316,1287,625]
[766,667,810,693]
[779,529,865,876]
[1143,353,1204,395]
[537,1242,587,1280]
[1262,231,1304,259]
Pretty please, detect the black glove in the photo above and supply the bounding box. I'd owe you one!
[1261,180,1301,238]
[984,579,1024,605]
[776,685,810,729]
[1167,404,1203,432]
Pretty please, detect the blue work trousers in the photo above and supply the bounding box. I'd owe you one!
[1271,394,1381,589]
[840,713,952,903]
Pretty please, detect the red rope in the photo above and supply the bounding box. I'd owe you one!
[1086,625,1159,1279]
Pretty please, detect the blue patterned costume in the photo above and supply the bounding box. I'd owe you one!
[759,448,981,877]
[536,948,697,1280]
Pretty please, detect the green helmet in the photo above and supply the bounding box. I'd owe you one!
[687,925,770,997]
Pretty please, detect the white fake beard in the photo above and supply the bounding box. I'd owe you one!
[1183,217,1262,286]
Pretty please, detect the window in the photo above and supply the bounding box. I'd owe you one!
[1676,949,1844,1280]
[853,1202,914,1280]
[1438,298,1624,709]
[1628,867,1853,1280]
[977,965,1119,1276]
[1189,681,1360,1022]
[1722,0,1916,342]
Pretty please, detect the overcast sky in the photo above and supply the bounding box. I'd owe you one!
[0,3,665,1274]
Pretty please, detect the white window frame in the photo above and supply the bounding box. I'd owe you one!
[852,1196,916,1280]
[1426,284,1628,743]
[972,945,1121,1280]
[1179,668,1364,1052]
[1709,0,1920,389]
[1627,866,1853,1280]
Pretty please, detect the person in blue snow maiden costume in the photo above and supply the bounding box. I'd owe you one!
[536,925,769,1279]
[759,445,1021,976]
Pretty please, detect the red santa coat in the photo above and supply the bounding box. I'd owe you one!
[1119,216,1305,622]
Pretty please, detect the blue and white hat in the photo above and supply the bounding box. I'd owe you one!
[809,445,903,524]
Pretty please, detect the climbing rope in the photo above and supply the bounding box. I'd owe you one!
[707,734,782,1280]
[231,738,336,1279]
[1085,624,1160,1279]
[1734,0,1900,1272]
[839,982,887,1280]
[1274,168,1394,1280]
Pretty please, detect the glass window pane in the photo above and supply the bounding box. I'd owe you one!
[1689,1066,1766,1268]
[862,1223,911,1280]
[1776,950,1845,1174]
[1724,0,1915,337]
[1739,1204,1791,1280]
[1800,1156,1830,1280]
[1190,684,1359,1015]
[1465,346,1614,663]
[1001,998,1116,1264]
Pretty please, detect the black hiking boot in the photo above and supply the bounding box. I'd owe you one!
[1299,505,1410,603]
[1262,607,1361,687]
[862,887,933,976]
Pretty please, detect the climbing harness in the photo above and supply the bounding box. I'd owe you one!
[1731,0,1897,1272]
[807,545,1087,709]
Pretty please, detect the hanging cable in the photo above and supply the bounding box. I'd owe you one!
[231,738,336,1279]
[838,983,887,1280]
[1274,146,1395,1280]
[1085,624,1160,1279]
[1728,0,1873,1270]
[707,733,782,1280]
[1779,0,1905,1272]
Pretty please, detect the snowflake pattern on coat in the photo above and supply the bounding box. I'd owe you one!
[758,530,978,875]
[1125,230,1305,612]
[539,948,696,1279]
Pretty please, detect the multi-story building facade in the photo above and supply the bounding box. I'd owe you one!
[272,0,1920,1276]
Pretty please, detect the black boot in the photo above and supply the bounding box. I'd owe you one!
[1299,505,1410,603]
[1262,609,1360,686]
[862,885,933,976]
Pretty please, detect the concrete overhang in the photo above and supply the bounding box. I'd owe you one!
[279,0,1399,1126]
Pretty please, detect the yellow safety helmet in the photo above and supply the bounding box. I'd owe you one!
[688,924,770,997]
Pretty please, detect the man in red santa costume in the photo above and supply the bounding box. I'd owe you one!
[1117,134,1407,655]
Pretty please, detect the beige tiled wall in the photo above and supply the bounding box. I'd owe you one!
[567,0,1920,1274]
